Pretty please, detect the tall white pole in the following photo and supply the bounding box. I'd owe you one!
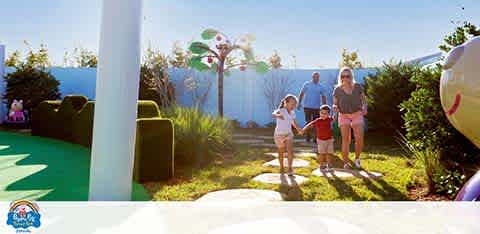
[89,0,143,201]
[0,45,5,124]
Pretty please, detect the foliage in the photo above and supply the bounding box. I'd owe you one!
[139,46,175,109]
[168,41,190,68]
[263,71,294,111]
[399,66,480,171]
[364,61,417,133]
[398,134,444,193]
[4,57,60,113]
[268,50,282,69]
[183,74,212,109]
[161,106,233,167]
[63,47,98,67]
[339,48,363,68]
[5,50,21,67]
[439,21,480,53]
[188,28,269,116]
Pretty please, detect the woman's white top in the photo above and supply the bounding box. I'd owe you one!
[274,108,296,136]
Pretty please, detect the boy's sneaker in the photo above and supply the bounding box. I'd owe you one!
[325,164,333,172]
[319,164,326,171]
[354,158,362,169]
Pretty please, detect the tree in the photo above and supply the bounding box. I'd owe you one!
[188,28,269,116]
[63,47,98,68]
[268,50,282,69]
[5,50,21,67]
[168,41,190,68]
[439,21,480,53]
[139,46,175,109]
[339,48,363,69]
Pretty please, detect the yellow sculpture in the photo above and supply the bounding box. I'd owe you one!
[441,36,480,148]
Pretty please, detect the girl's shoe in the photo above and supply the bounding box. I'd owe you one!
[287,169,295,177]
[343,163,351,170]
[354,158,362,169]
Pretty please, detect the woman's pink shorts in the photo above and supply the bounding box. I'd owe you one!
[338,111,364,126]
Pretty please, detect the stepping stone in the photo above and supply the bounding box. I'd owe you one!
[233,133,256,138]
[249,143,277,148]
[235,139,265,144]
[263,158,310,168]
[255,136,274,140]
[253,173,308,186]
[196,189,284,202]
[312,168,383,178]
[265,152,317,158]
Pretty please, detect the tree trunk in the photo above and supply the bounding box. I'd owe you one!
[218,61,224,117]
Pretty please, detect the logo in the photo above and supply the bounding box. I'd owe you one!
[6,200,41,233]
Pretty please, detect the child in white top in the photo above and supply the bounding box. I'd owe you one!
[272,94,303,176]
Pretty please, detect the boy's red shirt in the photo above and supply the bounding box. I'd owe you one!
[311,117,333,140]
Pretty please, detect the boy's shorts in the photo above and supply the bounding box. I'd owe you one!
[274,133,293,148]
[317,138,334,154]
[338,111,364,126]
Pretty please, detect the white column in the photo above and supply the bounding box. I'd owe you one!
[89,0,143,201]
[0,45,5,124]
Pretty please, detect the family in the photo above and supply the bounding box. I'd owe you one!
[272,67,367,177]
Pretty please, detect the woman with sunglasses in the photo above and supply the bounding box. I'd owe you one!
[332,67,367,169]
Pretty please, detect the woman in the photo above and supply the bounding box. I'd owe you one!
[332,67,367,169]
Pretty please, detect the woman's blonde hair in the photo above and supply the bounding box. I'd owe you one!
[336,66,356,87]
[278,94,298,109]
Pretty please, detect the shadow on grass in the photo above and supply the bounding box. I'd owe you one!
[278,174,304,201]
[0,131,150,201]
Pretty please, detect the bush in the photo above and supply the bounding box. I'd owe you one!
[161,106,233,167]
[364,62,417,133]
[31,101,61,137]
[137,100,161,118]
[72,102,95,147]
[4,64,61,115]
[399,66,480,171]
[56,98,77,141]
[134,117,174,182]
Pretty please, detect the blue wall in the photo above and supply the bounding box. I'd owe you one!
[4,67,376,126]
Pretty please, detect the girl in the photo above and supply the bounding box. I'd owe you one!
[272,94,303,177]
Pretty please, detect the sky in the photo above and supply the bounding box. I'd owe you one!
[0,0,479,68]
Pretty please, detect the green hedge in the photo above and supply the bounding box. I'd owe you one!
[134,117,174,182]
[32,96,175,182]
[72,101,95,147]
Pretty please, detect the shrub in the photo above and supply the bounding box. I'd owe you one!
[56,98,77,141]
[161,106,233,167]
[364,61,417,133]
[4,64,61,115]
[72,102,95,147]
[399,66,480,171]
[134,117,174,182]
[31,101,60,137]
[137,100,161,118]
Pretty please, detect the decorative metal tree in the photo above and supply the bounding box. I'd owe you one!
[188,28,269,117]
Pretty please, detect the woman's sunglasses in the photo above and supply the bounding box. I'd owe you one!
[341,75,352,79]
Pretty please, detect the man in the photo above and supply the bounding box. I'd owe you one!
[298,72,327,143]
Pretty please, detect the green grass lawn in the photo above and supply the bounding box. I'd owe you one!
[147,130,424,201]
[0,131,150,201]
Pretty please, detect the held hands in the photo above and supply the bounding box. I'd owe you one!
[332,104,339,113]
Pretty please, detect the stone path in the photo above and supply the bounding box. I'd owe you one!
[263,158,310,168]
[312,168,383,178]
[196,189,284,202]
[235,139,266,144]
[252,173,308,186]
[265,152,317,158]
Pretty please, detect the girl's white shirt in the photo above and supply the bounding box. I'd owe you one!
[274,108,296,136]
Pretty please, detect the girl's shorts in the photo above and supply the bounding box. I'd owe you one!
[274,133,293,148]
[338,111,364,126]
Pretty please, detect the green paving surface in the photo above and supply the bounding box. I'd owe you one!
[0,131,151,201]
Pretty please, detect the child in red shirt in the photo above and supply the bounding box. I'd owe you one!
[302,105,334,172]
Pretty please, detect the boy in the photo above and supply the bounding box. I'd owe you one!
[302,104,334,172]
